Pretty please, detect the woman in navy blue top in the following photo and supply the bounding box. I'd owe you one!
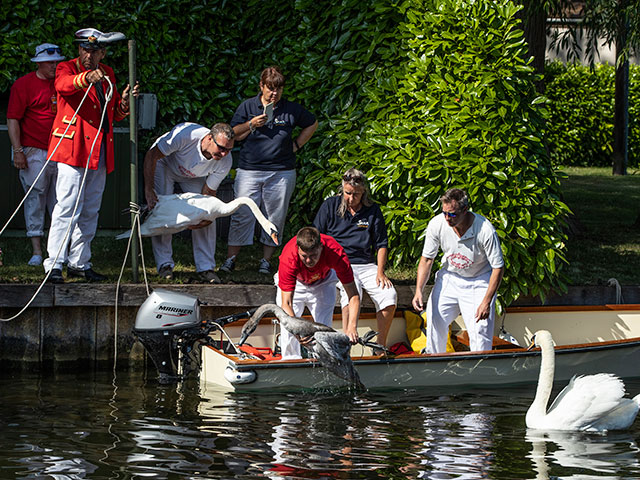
[221,66,318,275]
[313,168,397,348]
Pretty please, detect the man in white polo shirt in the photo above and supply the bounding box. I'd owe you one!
[411,188,504,353]
[143,122,234,283]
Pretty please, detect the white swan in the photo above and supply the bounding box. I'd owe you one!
[526,330,640,432]
[116,192,278,244]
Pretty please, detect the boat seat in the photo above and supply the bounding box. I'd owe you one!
[238,344,281,361]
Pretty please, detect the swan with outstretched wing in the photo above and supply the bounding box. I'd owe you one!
[116,192,278,244]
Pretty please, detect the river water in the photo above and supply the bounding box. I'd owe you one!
[1,370,640,479]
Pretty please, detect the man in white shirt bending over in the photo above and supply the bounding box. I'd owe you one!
[411,188,505,353]
[143,122,234,283]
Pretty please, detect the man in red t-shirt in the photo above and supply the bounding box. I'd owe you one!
[7,43,65,266]
[276,226,360,359]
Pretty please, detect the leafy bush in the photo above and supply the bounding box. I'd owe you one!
[0,0,300,144]
[1,0,571,306]
[544,62,639,168]
[290,0,570,307]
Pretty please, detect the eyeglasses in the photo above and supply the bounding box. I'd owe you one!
[443,210,459,218]
[342,173,365,184]
[37,47,62,56]
[213,137,232,153]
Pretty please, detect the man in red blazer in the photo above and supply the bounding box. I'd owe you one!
[44,28,138,283]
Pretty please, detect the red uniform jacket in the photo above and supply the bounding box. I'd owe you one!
[47,58,128,173]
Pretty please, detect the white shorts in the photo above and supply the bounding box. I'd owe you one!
[337,263,397,311]
[274,270,338,359]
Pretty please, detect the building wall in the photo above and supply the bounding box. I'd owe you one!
[546,26,639,65]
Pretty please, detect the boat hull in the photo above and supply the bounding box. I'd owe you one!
[200,305,640,392]
[202,339,640,392]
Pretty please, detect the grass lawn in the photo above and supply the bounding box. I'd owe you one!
[559,167,640,286]
[0,166,638,285]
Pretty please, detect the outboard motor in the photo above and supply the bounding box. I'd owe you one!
[134,289,201,383]
[134,289,256,384]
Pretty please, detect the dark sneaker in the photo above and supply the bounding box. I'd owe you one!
[219,256,235,273]
[68,266,107,282]
[47,268,64,284]
[199,270,221,284]
[158,264,174,280]
[258,258,271,274]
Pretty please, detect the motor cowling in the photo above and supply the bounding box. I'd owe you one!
[134,289,202,383]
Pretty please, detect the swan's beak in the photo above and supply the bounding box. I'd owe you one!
[526,335,537,351]
[270,231,279,246]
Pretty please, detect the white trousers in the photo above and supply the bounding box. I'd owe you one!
[275,270,338,359]
[337,263,397,311]
[150,157,216,272]
[426,269,495,353]
[43,147,106,272]
[18,147,57,237]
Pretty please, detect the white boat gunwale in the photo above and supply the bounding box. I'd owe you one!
[206,336,640,371]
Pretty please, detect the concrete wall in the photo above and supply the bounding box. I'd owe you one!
[546,26,639,65]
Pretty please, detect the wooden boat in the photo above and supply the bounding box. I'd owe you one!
[200,304,640,392]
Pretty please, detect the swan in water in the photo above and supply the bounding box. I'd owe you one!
[116,192,278,244]
[526,330,640,432]
[238,304,364,389]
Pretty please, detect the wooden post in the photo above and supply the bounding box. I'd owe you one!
[128,39,139,281]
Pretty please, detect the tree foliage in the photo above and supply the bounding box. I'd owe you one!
[544,61,640,167]
[547,0,640,64]
[289,0,570,307]
[0,0,571,305]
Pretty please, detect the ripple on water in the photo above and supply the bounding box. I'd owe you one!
[1,372,640,479]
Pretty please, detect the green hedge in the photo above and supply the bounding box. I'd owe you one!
[289,0,570,307]
[544,62,639,168]
[1,0,570,305]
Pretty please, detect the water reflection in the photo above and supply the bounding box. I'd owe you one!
[197,389,505,479]
[414,404,494,479]
[1,372,640,479]
[527,429,640,479]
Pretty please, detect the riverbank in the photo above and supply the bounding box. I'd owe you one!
[0,167,638,286]
[1,282,639,369]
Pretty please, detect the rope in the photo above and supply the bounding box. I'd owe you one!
[0,83,93,237]
[112,202,151,371]
[1,77,114,322]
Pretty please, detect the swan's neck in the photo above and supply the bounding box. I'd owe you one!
[238,198,273,231]
[250,304,292,328]
[530,337,555,416]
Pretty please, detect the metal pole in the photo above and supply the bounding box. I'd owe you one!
[128,39,139,281]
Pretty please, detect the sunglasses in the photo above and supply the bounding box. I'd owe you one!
[213,137,232,153]
[37,47,62,56]
[342,173,365,184]
[443,210,460,218]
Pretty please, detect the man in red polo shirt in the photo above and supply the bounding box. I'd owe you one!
[7,43,65,267]
[276,226,360,359]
